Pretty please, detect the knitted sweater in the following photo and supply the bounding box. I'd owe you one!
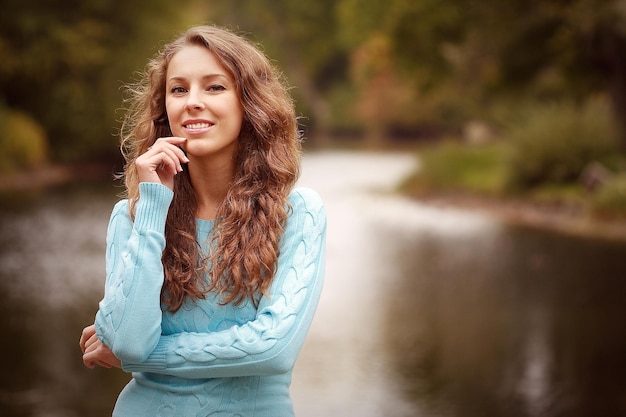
[94,183,326,417]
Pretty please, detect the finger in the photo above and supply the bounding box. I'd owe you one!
[151,136,187,148]
[79,324,96,353]
[150,138,187,159]
[96,360,113,369]
[84,333,100,351]
[136,155,177,187]
[138,147,184,177]
[84,338,105,356]
[82,354,96,369]
[150,138,189,164]
[136,140,189,189]
[79,335,87,353]
[83,347,105,368]
[154,150,184,175]
[84,343,120,369]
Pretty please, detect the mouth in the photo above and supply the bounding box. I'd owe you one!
[184,122,213,129]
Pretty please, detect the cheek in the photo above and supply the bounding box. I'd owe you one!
[164,99,175,120]
[232,102,245,129]
[165,101,182,135]
[169,125,184,138]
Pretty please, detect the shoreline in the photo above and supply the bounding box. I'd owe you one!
[415,192,626,243]
[0,162,117,193]
[2,162,625,243]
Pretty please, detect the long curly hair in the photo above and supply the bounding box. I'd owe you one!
[119,25,301,311]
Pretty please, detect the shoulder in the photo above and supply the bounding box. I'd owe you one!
[288,187,324,213]
[286,187,326,233]
[111,199,131,219]
[107,199,132,231]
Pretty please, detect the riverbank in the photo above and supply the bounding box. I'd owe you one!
[0,162,116,193]
[2,154,625,242]
[412,191,626,242]
[396,141,626,242]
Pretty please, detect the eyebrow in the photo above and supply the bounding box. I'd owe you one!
[167,74,231,83]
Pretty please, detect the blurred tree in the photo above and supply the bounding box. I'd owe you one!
[477,0,626,146]
[336,0,626,144]
[0,106,48,173]
[204,0,347,140]
[349,33,422,145]
[2,0,625,160]
[0,0,191,163]
[337,0,474,135]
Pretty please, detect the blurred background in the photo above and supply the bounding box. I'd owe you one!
[1,0,626,416]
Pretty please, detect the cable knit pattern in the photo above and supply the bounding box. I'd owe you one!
[94,183,326,417]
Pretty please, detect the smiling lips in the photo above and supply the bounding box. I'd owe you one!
[184,121,213,130]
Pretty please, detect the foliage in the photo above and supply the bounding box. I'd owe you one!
[590,174,626,219]
[401,142,508,196]
[201,0,347,134]
[0,0,192,162]
[189,0,626,142]
[402,137,626,223]
[348,34,419,142]
[334,0,626,142]
[0,106,48,173]
[503,98,620,189]
[336,0,475,135]
[1,0,626,168]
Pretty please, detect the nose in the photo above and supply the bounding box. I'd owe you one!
[185,88,205,111]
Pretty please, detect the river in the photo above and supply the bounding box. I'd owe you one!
[1,150,625,417]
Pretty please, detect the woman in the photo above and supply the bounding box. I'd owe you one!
[79,25,326,416]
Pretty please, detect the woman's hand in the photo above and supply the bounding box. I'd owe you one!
[80,324,121,369]
[136,137,189,190]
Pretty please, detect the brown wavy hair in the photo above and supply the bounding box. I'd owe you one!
[119,25,301,311]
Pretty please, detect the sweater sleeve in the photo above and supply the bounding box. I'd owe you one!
[121,187,327,379]
[94,182,173,363]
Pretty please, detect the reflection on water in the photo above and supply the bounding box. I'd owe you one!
[1,152,626,417]
[295,151,626,417]
[0,183,128,417]
[379,217,626,417]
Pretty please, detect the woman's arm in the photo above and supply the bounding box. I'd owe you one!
[94,182,173,364]
[122,187,327,379]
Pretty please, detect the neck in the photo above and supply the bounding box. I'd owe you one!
[188,157,235,220]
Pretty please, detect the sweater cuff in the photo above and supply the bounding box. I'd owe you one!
[134,183,173,233]
[122,335,173,373]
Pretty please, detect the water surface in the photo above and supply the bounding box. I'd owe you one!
[1,151,625,417]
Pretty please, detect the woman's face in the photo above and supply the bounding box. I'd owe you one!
[165,45,244,161]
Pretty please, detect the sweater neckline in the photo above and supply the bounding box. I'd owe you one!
[196,218,215,234]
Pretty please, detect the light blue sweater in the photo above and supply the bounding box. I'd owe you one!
[94,183,326,416]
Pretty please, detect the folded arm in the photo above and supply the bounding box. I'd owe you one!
[122,188,327,379]
[94,183,173,363]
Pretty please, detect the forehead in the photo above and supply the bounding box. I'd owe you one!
[166,45,231,80]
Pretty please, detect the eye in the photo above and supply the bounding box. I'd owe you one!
[170,86,187,94]
[207,84,226,92]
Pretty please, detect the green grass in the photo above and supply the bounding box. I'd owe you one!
[401,139,626,222]
[502,99,620,189]
[400,141,509,197]
[590,174,626,220]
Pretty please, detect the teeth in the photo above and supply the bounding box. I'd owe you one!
[186,122,211,129]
